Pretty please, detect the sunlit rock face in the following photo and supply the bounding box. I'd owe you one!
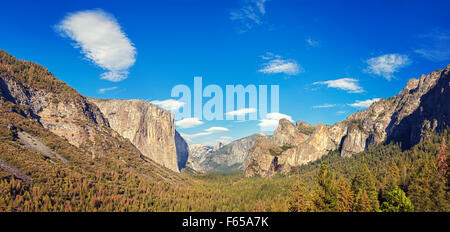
[89,98,188,172]
[186,133,267,173]
[245,65,450,177]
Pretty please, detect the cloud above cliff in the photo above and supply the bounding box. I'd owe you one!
[97,86,118,94]
[181,127,230,142]
[364,54,410,80]
[205,127,230,133]
[56,9,136,82]
[312,104,337,109]
[348,98,381,108]
[313,78,364,93]
[151,99,185,112]
[258,112,293,131]
[175,117,204,128]
[414,29,450,61]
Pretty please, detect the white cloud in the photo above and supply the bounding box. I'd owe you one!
[336,111,347,115]
[313,104,336,109]
[205,127,230,133]
[175,117,203,128]
[258,112,293,131]
[313,78,364,93]
[180,127,230,143]
[305,37,319,47]
[230,0,268,32]
[348,98,381,108]
[414,49,450,62]
[265,112,293,121]
[414,29,450,62]
[258,53,303,75]
[180,132,209,143]
[226,108,257,116]
[365,54,410,80]
[56,9,136,82]
[97,86,117,94]
[151,99,184,112]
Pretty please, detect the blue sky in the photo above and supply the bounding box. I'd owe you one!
[1,0,450,145]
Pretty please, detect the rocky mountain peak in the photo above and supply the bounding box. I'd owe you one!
[245,65,450,177]
[186,133,267,173]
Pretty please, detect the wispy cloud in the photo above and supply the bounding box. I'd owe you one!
[312,104,336,109]
[305,37,319,47]
[205,127,230,133]
[180,132,209,142]
[258,52,303,75]
[414,29,450,62]
[258,112,293,131]
[151,99,184,112]
[175,117,203,129]
[181,127,230,142]
[230,0,268,32]
[348,98,381,108]
[313,78,364,93]
[56,9,136,82]
[226,108,257,116]
[364,54,410,80]
[97,86,117,94]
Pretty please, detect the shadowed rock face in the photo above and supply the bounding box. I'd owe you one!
[175,130,189,170]
[88,98,189,172]
[245,65,450,177]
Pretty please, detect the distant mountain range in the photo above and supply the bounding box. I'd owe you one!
[185,133,267,173]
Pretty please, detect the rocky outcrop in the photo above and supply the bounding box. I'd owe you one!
[186,133,266,173]
[245,65,450,177]
[0,49,188,189]
[0,51,119,159]
[88,98,189,172]
[245,120,347,177]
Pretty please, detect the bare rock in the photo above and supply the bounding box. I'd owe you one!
[89,98,188,172]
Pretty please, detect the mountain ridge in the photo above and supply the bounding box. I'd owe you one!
[245,65,450,177]
[186,133,267,173]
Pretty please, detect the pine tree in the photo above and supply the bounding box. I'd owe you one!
[355,189,371,212]
[436,137,448,177]
[288,180,312,212]
[381,186,414,212]
[382,161,401,200]
[407,155,448,211]
[313,163,337,211]
[336,176,354,212]
[351,164,380,211]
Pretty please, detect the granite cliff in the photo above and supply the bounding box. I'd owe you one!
[186,133,266,173]
[0,49,183,184]
[88,98,189,173]
[245,65,450,177]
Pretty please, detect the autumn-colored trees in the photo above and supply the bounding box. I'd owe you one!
[0,113,449,212]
